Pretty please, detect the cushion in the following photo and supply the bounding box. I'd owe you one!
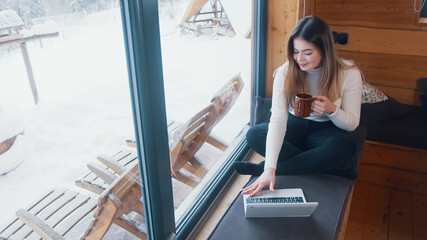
[209,174,354,240]
[254,96,272,125]
[366,105,427,150]
[421,95,427,115]
[346,125,368,169]
[360,97,410,125]
[419,78,427,94]
[362,82,388,103]
[418,78,427,115]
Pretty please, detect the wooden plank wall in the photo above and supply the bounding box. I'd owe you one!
[265,0,299,97]
[315,0,427,106]
[264,0,427,105]
[265,0,317,97]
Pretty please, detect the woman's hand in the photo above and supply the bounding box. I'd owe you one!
[242,168,276,197]
[313,95,336,115]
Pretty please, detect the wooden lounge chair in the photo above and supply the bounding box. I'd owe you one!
[168,74,244,185]
[210,73,244,123]
[75,149,138,194]
[76,73,245,191]
[81,74,244,189]
[207,73,244,151]
[169,103,219,187]
[0,161,147,240]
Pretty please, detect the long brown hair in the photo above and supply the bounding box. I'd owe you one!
[284,16,354,108]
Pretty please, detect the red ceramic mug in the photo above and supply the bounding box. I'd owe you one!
[294,92,316,117]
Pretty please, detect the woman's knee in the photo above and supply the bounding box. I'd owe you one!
[330,135,356,157]
[246,123,268,154]
[246,124,267,142]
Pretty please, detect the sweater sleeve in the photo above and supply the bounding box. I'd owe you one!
[328,68,363,131]
[264,64,289,169]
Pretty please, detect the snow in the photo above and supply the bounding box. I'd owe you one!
[0,10,24,30]
[21,21,59,37]
[0,3,251,238]
[221,0,252,36]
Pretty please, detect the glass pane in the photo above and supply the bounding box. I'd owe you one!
[157,0,251,221]
[0,1,146,239]
[421,2,427,18]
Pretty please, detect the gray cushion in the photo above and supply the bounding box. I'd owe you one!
[360,97,409,125]
[254,96,272,125]
[209,174,353,240]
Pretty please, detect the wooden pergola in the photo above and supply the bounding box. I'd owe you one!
[179,0,235,36]
[0,10,59,104]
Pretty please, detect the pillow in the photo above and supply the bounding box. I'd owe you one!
[418,78,427,94]
[418,78,427,115]
[362,82,388,103]
[360,97,409,125]
[254,96,272,124]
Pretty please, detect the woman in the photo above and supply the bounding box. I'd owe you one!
[235,16,363,197]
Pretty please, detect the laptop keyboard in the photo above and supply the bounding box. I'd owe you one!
[246,197,304,204]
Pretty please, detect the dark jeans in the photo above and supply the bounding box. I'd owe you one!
[246,114,356,175]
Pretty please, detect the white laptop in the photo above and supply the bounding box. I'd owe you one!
[243,188,318,218]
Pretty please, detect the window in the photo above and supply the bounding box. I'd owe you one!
[0,0,145,239]
[121,0,264,239]
[0,0,265,239]
[156,0,251,223]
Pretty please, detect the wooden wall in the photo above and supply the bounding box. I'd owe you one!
[316,0,427,106]
[265,0,317,97]
[265,0,427,106]
[265,0,297,97]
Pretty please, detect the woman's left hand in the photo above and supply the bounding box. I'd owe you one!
[313,96,336,115]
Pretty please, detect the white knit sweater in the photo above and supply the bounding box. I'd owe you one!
[264,61,363,169]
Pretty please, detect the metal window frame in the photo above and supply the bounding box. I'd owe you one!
[120,0,175,239]
[119,0,267,239]
[251,0,268,126]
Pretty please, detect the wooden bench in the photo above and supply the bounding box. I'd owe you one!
[208,96,368,239]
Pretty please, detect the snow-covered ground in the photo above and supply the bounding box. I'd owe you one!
[0,3,251,237]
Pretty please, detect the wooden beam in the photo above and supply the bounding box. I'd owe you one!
[361,141,427,173]
[315,0,421,30]
[358,165,427,195]
[298,0,316,19]
[0,32,59,47]
[265,0,300,97]
[338,50,427,90]
[373,84,422,106]
[331,26,427,57]
[20,42,38,104]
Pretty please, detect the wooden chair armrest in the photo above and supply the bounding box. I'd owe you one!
[75,179,106,194]
[126,139,136,148]
[97,155,126,175]
[87,162,117,184]
[15,209,64,240]
[206,135,228,151]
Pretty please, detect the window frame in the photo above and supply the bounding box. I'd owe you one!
[119,0,268,239]
[120,0,175,239]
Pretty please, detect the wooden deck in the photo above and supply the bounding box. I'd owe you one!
[343,181,427,240]
[344,141,427,240]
